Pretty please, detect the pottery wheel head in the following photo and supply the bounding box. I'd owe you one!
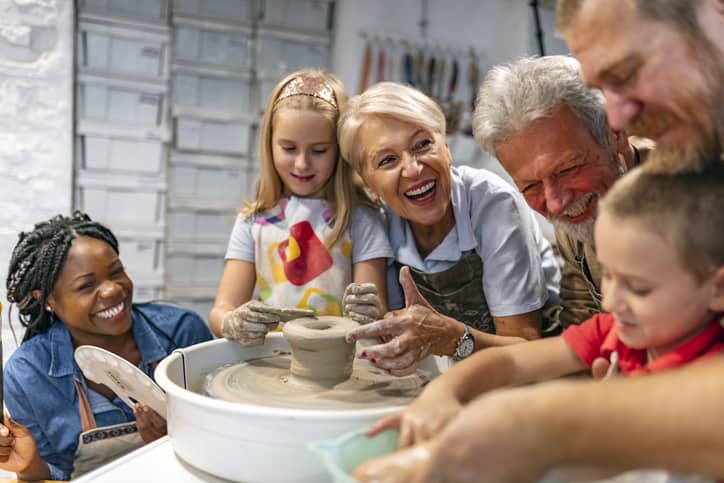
[282,316,359,342]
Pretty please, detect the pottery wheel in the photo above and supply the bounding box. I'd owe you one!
[204,353,431,410]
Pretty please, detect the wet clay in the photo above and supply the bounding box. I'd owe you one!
[282,316,358,385]
[204,316,431,410]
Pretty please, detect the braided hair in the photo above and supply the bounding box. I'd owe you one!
[6,211,119,342]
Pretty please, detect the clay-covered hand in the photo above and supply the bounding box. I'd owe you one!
[221,301,315,346]
[134,404,167,444]
[346,267,458,376]
[353,440,435,483]
[357,387,552,483]
[343,283,381,324]
[425,388,555,482]
[364,383,463,448]
[0,414,41,475]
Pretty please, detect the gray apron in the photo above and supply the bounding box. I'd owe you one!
[397,251,495,334]
[70,379,144,479]
[396,250,562,336]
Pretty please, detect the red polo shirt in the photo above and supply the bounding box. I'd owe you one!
[562,313,724,375]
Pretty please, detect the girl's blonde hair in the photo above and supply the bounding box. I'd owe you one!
[242,69,370,248]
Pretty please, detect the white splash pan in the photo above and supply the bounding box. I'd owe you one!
[155,334,449,483]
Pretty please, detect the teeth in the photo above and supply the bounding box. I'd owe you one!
[564,192,595,217]
[405,181,435,197]
[96,301,125,320]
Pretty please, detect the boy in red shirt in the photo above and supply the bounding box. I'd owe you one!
[353,162,724,482]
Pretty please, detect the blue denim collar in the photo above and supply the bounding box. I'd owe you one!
[47,306,168,379]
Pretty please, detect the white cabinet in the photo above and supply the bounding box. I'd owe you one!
[77,21,170,80]
[74,0,335,313]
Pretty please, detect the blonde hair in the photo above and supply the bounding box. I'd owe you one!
[338,82,446,174]
[600,160,724,282]
[242,69,369,248]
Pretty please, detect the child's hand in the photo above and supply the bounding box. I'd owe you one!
[0,413,40,474]
[343,283,381,324]
[221,301,314,346]
[591,357,611,379]
[133,404,166,444]
[365,384,463,448]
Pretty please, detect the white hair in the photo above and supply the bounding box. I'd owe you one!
[473,55,613,156]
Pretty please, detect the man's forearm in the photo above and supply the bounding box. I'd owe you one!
[530,358,724,477]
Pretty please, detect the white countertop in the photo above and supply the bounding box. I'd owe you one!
[73,436,234,482]
[70,435,711,483]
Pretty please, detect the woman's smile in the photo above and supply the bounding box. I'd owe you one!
[92,300,128,322]
[404,180,437,202]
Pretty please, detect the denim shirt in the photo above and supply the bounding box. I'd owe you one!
[3,303,212,480]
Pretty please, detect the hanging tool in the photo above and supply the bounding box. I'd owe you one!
[377,45,386,83]
[358,41,372,93]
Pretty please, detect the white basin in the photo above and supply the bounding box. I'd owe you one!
[155,335,449,483]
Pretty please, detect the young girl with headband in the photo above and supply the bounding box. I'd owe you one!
[209,69,392,345]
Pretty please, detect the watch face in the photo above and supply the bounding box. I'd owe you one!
[458,337,475,357]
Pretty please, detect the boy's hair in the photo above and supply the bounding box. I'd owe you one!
[338,82,446,175]
[600,161,724,282]
[244,69,368,248]
[6,211,119,342]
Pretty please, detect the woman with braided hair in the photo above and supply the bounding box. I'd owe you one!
[0,211,212,480]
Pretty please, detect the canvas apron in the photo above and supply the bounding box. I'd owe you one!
[397,251,495,334]
[396,250,562,336]
[252,197,352,316]
[70,380,144,479]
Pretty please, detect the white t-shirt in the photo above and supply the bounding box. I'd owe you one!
[225,200,393,264]
[387,165,560,317]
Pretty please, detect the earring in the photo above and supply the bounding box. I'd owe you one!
[45,305,52,312]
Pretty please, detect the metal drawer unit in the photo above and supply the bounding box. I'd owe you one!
[168,2,258,319]
[76,20,171,81]
[173,0,253,28]
[77,0,170,24]
[169,151,255,201]
[258,0,332,33]
[256,28,330,78]
[172,65,253,118]
[74,7,171,303]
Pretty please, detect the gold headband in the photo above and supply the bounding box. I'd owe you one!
[275,74,338,110]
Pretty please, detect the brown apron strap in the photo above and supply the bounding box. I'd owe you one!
[73,379,97,432]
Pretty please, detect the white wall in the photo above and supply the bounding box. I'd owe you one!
[331,0,563,240]
[332,0,534,95]
[0,0,74,354]
[533,4,570,56]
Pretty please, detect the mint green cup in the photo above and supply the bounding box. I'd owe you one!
[309,429,400,482]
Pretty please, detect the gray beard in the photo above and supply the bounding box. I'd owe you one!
[550,216,596,247]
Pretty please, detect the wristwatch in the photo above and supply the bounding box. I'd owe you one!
[453,325,475,361]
